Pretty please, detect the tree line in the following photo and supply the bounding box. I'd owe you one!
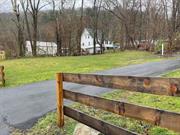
[0,0,179,57]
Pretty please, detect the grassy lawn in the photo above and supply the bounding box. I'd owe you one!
[164,69,180,78]
[12,65,180,135]
[0,51,165,87]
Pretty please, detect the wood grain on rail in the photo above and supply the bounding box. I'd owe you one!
[64,106,137,135]
[63,73,180,96]
[64,90,180,132]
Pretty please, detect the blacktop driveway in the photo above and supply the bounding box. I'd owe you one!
[0,58,180,135]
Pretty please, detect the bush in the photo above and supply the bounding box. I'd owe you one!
[173,33,180,51]
[155,40,168,54]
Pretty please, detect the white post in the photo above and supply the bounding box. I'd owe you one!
[162,43,164,56]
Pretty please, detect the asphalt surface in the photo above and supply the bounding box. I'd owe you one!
[0,58,180,135]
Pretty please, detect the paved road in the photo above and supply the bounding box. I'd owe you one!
[0,58,180,135]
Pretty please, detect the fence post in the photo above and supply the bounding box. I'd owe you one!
[0,66,5,86]
[56,73,64,127]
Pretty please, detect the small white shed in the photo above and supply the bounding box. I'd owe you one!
[26,41,57,56]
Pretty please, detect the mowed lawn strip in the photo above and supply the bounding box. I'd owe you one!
[0,51,164,87]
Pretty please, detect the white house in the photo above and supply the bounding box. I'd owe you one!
[81,28,114,54]
[26,41,57,56]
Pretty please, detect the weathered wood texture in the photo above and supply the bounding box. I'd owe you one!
[63,73,180,96]
[64,90,180,132]
[0,66,5,86]
[56,73,64,127]
[64,106,137,135]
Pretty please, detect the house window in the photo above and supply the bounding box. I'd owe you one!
[88,42,90,46]
[82,43,84,46]
[88,35,90,38]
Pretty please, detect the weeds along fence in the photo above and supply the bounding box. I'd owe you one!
[56,73,180,135]
[0,66,5,86]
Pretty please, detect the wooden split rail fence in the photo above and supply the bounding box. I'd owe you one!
[0,51,5,60]
[0,66,5,86]
[56,73,180,135]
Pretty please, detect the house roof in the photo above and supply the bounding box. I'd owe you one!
[85,28,113,42]
[26,41,57,47]
[85,28,102,40]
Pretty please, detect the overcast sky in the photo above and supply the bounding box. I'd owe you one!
[0,0,92,13]
[0,0,12,12]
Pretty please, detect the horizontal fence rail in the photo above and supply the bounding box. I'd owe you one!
[64,106,137,135]
[56,73,180,134]
[64,90,180,132]
[63,73,180,97]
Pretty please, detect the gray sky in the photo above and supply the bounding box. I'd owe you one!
[0,0,12,12]
[0,0,92,13]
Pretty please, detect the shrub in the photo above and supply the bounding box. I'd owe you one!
[155,40,168,54]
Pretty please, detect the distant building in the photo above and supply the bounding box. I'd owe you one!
[26,41,57,56]
[81,28,115,54]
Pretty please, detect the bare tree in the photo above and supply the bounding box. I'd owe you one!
[161,0,180,53]
[104,0,133,49]
[52,0,64,56]
[76,0,84,55]
[66,0,76,55]
[11,0,25,57]
[20,0,32,54]
[3,0,180,57]
[28,0,41,56]
[92,0,103,54]
[20,0,48,56]
[171,0,179,33]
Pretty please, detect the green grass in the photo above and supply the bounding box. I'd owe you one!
[12,67,180,135]
[10,51,179,135]
[164,69,180,78]
[0,51,164,87]
[99,92,180,134]
[12,113,77,135]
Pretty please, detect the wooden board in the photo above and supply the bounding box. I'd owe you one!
[64,106,137,135]
[63,73,180,96]
[64,90,180,132]
[56,73,64,127]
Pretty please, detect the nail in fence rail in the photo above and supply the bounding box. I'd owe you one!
[56,73,180,134]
